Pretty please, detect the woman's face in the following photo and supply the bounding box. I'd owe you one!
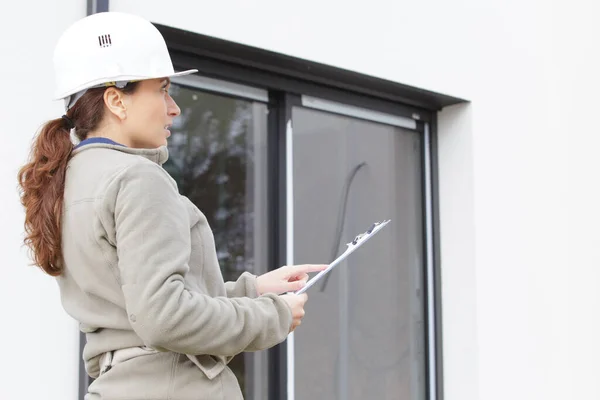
[122,78,180,148]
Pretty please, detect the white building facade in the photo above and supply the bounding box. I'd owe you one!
[1,1,598,399]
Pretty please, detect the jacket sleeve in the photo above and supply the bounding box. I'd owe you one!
[109,161,292,356]
[224,272,260,299]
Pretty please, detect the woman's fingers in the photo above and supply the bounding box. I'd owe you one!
[286,274,310,290]
[284,266,325,291]
[289,273,309,282]
[281,293,308,332]
[284,264,327,278]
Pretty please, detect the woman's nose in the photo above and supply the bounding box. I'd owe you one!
[167,95,181,117]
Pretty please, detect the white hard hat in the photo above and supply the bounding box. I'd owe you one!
[53,12,197,110]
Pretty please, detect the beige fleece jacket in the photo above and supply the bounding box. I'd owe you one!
[57,142,292,379]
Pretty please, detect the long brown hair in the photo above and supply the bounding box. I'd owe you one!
[17,83,139,276]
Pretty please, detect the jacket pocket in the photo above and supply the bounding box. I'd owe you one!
[185,354,226,380]
[99,346,160,375]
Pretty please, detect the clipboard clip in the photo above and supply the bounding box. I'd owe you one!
[351,220,389,245]
[348,219,391,247]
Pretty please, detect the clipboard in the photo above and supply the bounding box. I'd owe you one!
[294,219,391,295]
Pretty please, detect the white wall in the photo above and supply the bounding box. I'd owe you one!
[109,1,600,399]
[0,2,86,400]
[3,1,598,399]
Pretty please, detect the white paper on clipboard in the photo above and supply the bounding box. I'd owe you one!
[294,219,391,295]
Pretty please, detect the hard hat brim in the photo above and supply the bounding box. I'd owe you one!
[53,69,199,101]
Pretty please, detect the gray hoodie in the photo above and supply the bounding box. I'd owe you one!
[57,140,292,380]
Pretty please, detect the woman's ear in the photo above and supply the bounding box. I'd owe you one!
[103,87,128,121]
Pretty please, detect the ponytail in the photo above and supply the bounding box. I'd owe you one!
[17,82,140,276]
[17,118,73,276]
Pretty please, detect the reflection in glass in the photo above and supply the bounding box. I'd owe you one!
[165,83,269,398]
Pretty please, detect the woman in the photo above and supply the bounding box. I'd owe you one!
[17,12,325,399]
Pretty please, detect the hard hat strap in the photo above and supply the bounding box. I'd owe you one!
[64,80,131,111]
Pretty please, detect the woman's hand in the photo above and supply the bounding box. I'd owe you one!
[255,264,327,295]
[280,293,308,332]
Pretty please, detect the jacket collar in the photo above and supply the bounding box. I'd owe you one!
[71,138,169,166]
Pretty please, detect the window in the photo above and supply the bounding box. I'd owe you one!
[78,23,463,400]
